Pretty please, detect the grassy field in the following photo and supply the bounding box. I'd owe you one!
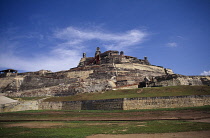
[0,105,210,121]
[44,85,210,102]
[0,120,210,137]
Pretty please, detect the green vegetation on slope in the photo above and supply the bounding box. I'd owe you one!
[44,85,210,102]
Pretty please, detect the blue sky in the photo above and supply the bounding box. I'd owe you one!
[0,0,210,75]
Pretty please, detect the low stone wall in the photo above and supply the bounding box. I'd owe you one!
[39,101,82,110]
[1,95,210,112]
[82,99,123,110]
[123,95,210,110]
[39,95,210,111]
[0,100,39,112]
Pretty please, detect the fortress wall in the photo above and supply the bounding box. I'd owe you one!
[5,84,77,97]
[1,70,94,94]
[5,79,113,97]
[123,95,210,110]
[81,99,123,110]
[38,102,62,110]
[61,101,82,110]
[37,95,210,111]
[0,100,82,112]
[0,76,17,92]
[1,95,210,112]
[18,76,78,90]
[38,99,122,111]
[115,63,173,74]
[116,85,138,89]
[66,70,94,79]
[155,76,204,86]
[38,101,82,110]
[0,100,39,113]
[178,77,203,85]
[75,79,113,93]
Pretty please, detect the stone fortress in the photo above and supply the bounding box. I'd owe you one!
[0,47,210,112]
[0,47,210,98]
[78,47,151,67]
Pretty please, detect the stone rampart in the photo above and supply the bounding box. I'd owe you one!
[82,99,123,110]
[154,76,207,87]
[0,76,17,92]
[115,63,173,74]
[66,70,94,79]
[0,100,39,112]
[39,101,82,110]
[1,95,210,112]
[123,95,210,110]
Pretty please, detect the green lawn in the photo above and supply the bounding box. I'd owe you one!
[44,85,210,102]
[1,106,210,137]
[0,120,210,138]
[0,105,210,121]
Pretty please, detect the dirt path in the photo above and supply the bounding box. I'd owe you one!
[0,93,18,104]
[87,131,210,138]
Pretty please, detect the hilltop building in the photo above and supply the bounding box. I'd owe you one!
[78,47,150,67]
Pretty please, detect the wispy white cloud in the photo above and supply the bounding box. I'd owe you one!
[0,26,148,72]
[200,71,210,76]
[166,42,178,47]
[0,45,81,72]
[177,36,184,39]
[54,26,147,50]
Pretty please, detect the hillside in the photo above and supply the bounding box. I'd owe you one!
[1,48,210,98]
